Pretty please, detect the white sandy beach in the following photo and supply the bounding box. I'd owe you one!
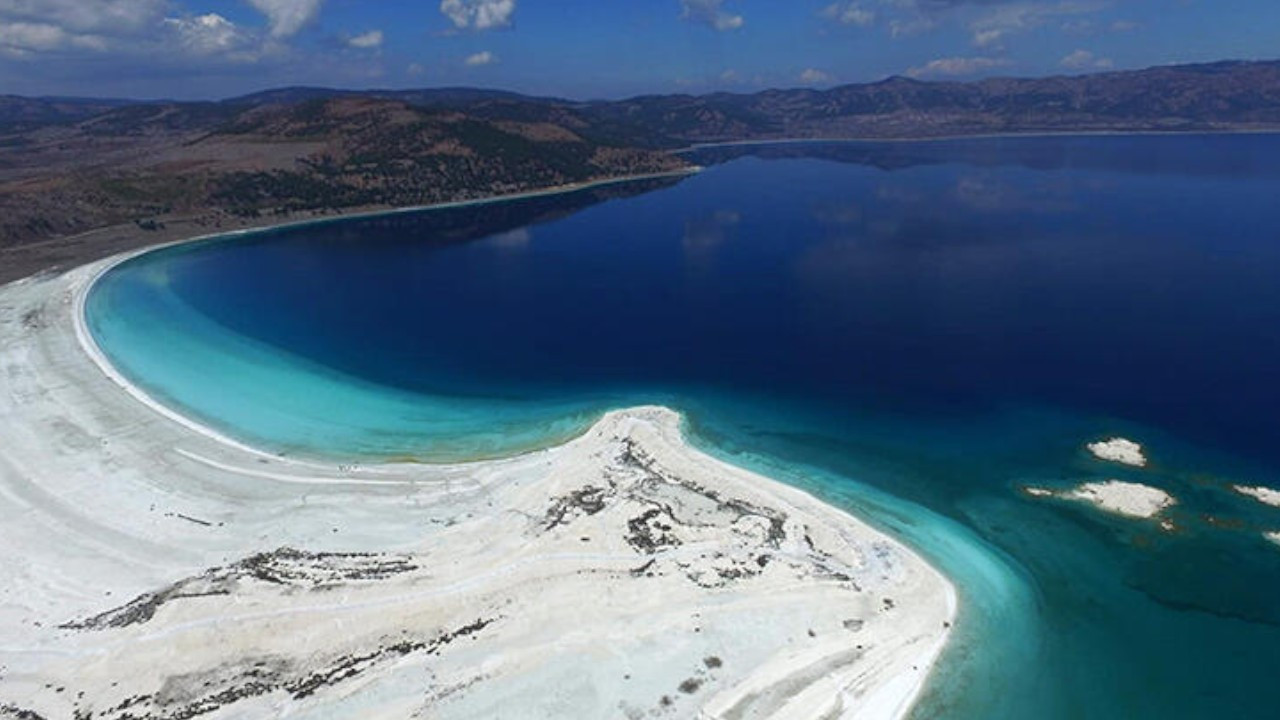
[0,255,955,719]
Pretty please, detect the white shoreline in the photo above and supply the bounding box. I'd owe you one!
[23,166,704,272]
[0,232,956,717]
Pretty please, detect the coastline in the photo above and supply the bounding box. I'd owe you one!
[0,235,956,717]
[670,127,1280,153]
[0,167,701,287]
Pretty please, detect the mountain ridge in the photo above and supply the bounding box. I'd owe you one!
[3,58,1280,269]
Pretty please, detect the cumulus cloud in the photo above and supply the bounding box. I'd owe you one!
[819,0,1108,45]
[346,29,383,49]
[0,22,95,57]
[968,2,1098,49]
[465,50,496,66]
[164,13,259,58]
[0,0,324,62]
[440,0,516,30]
[0,0,166,56]
[0,1,284,68]
[1060,48,1113,69]
[821,2,875,27]
[680,0,744,31]
[0,0,166,34]
[245,0,324,38]
[799,68,834,84]
[906,56,1011,78]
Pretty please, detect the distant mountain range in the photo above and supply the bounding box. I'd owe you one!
[5,60,1280,141]
[2,59,1279,257]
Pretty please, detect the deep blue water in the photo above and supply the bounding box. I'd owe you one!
[88,135,1280,718]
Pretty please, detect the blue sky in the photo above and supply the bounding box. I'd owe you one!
[1,1,1276,100]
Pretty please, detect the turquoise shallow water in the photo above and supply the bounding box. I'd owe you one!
[87,136,1280,718]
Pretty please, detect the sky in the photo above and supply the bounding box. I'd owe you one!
[0,0,1277,100]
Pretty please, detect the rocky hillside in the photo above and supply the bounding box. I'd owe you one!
[0,97,686,247]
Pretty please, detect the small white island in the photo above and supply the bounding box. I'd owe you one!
[1066,480,1175,519]
[1026,480,1177,530]
[1087,438,1148,467]
[1233,484,1280,508]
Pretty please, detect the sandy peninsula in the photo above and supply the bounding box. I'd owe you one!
[0,256,955,718]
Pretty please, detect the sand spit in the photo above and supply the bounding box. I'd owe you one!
[1233,484,1280,509]
[1087,438,1147,467]
[0,262,955,719]
[1265,531,1280,548]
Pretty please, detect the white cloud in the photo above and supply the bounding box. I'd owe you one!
[407,62,427,76]
[0,22,68,57]
[1110,19,1139,32]
[815,0,1110,44]
[465,50,496,66]
[1060,48,1113,69]
[0,0,165,34]
[163,13,260,59]
[246,0,324,38]
[906,56,1011,79]
[0,0,290,67]
[821,2,875,27]
[973,28,1004,47]
[680,0,744,31]
[440,0,516,31]
[799,68,833,84]
[968,2,1099,49]
[347,29,383,49]
[0,0,165,55]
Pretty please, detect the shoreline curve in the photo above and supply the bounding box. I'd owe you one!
[1,216,956,718]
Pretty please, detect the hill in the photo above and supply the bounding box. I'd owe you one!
[0,97,686,249]
[578,60,1280,145]
[3,59,1280,257]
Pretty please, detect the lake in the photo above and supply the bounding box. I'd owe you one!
[87,134,1280,718]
